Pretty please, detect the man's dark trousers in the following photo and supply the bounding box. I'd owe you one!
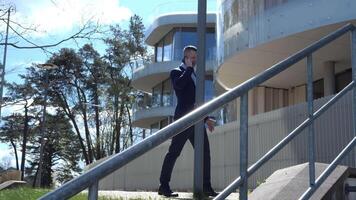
[159,124,212,188]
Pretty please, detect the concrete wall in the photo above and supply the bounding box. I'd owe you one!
[92,90,354,191]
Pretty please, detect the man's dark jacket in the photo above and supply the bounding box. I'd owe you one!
[170,65,196,119]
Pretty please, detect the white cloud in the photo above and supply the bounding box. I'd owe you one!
[6,0,132,37]
[2,99,34,117]
[0,146,18,169]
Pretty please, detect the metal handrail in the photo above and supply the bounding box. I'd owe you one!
[214,24,356,199]
[40,23,355,200]
[215,81,355,200]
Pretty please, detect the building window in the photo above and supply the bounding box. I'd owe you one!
[173,27,216,61]
[156,40,163,62]
[163,31,173,61]
[181,29,198,49]
[152,83,162,107]
[155,30,176,62]
[151,79,174,108]
[162,79,173,106]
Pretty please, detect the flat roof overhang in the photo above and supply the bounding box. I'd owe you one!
[217,21,355,90]
[145,13,216,46]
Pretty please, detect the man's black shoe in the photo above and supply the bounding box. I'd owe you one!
[158,185,178,197]
[204,187,218,197]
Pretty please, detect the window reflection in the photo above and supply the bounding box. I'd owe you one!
[162,79,173,106]
[156,40,163,62]
[155,28,216,62]
[152,84,162,107]
[151,79,174,108]
[181,30,197,50]
[163,32,173,61]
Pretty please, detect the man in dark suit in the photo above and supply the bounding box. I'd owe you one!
[158,45,218,197]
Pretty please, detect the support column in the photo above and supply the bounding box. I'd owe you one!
[323,61,336,96]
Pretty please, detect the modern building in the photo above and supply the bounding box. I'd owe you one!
[93,0,356,192]
[131,12,221,134]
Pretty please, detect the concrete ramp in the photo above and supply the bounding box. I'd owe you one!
[0,180,27,191]
[249,162,356,200]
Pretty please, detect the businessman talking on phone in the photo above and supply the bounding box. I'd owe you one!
[158,45,218,197]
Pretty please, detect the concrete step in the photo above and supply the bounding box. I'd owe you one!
[82,190,239,199]
[249,162,356,200]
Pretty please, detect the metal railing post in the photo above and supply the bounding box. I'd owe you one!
[194,0,207,198]
[88,181,98,200]
[352,29,356,168]
[240,93,248,200]
[307,54,315,186]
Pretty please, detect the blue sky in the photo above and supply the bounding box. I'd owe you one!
[0,0,216,167]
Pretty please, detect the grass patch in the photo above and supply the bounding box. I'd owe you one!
[0,187,122,200]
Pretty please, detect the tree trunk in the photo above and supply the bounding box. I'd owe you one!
[82,109,93,162]
[32,167,39,188]
[41,141,53,187]
[57,91,90,164]
[115,102,125,153]
[10,139,19,170]
[76,86,94,163]
[110,96,119,155]
[94,92,101,159]
[20,105,29,180]
[126,104,133,145]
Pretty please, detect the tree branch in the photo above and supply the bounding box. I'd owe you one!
[0,21,102,50]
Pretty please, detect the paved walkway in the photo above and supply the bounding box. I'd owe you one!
[95,190,239,199]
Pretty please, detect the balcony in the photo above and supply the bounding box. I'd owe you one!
[132,48,217,93]
[132,94,175,128]
[145,1,216,46]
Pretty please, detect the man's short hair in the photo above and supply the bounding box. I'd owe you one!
[183,45,197,54]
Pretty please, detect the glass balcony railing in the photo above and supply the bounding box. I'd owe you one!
[131,56,153,72]
[133,94,175,114]
[149,0,217,22]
